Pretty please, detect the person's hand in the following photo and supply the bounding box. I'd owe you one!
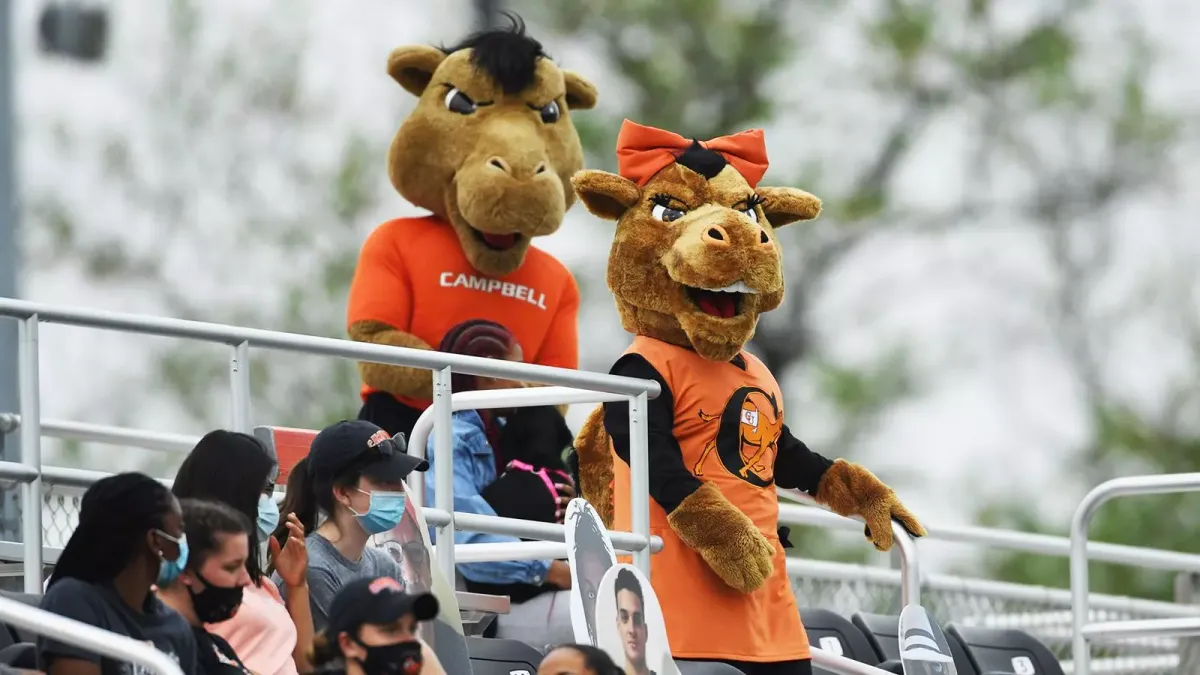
[546,560,573,590]
[269,513,308,588]
[554,482,576,523]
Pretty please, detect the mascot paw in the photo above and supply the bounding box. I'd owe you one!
[667,483,775,593]
[815,459,927,552]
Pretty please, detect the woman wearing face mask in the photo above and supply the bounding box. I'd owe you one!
[158,499,257,675]
[38,472,198,675]
[308,577,444,675]
[272,419,427,631]
[173,429,313,675]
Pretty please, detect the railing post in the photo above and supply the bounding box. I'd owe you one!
[229,341,251,433]
[431,367,456,586]
[17,316,42,593]
[628,392,650,576]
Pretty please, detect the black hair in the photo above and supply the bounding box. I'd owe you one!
[440,12,548,95]
[177,498,252,576]
[173,429,275,583]
[674,140,728,180]
[614,567,643,605]
[49,472,176,589]
[551,644,622,675]
[273,455,360,549]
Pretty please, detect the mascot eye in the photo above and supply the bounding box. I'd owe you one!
[444,87,477,115]
[741,206,759,223]
[651,203,685,223]
[539,100,561,123]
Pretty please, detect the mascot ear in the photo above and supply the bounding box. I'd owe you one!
[572,170,640,221]
[756,186,822,227]
[562,70,598,111]
[387,45,448,97]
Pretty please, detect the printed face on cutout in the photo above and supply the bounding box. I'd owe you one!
[616,588,647,665]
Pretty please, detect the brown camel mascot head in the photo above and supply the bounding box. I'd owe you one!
[385,15,598,277]
[572,120,822,362]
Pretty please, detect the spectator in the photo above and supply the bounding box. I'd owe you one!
[539,644,622,675]
[272,420,427,632]
[307,577,444,675]
[157,499,255,675]
[173,430,313,675]
[426,319,574,647]
[39,472,198,675]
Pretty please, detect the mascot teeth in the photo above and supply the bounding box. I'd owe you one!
[712,281,755,294]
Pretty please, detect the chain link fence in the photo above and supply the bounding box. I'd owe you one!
[30,484,1193,674]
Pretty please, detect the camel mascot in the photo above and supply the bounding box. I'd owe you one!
[571,120,926,675]
[347,17,597,436]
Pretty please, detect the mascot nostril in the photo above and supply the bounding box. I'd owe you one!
[570,118,927,671]
[345,13,598,440]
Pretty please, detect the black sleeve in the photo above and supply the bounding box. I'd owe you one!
[603,354,704,515]
[37,579,104,665]
[774,424,834,494]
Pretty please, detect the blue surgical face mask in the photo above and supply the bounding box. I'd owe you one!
[155,530,189,586]
[257,493,280,540]
[351,489,407,535]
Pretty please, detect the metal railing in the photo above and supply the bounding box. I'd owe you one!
[0,595,184,675]
[0,296,661,589]
[1070,473,1200,675]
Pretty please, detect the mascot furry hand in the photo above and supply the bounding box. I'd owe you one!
[571,120,926,665]
[346,18,597,435]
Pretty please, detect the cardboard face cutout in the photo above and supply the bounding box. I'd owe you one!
[594,564,680,675]
[372,487,473,675]
[565,498,618,645]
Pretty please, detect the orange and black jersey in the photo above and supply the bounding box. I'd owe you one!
[602,351,834,515]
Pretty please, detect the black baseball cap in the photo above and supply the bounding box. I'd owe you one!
[308,420,428,484]
[327,576,439,638]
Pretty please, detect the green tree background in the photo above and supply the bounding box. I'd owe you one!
[21,0,1199,596]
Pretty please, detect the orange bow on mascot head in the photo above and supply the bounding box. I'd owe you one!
[571,119,926,670]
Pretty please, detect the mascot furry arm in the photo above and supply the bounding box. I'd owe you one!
[346,19,596,413]
[571,120,925,663]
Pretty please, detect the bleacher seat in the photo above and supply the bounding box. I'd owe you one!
[465,636,542,675]
[254,426,314,486]
[852,612,977,675]
[947,624,1064,675]
[0,592,39,668]
[801,608,888,674]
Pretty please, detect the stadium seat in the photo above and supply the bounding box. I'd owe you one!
[852,612,977,675]
[254,425,315,486]
[465,636,542,675]
[947,624,1064,675]
[801,608,886,674]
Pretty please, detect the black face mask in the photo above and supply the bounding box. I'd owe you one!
[188,573,244,624]
[357,640,423,675]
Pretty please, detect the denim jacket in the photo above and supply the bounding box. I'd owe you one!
[424,410,551,586]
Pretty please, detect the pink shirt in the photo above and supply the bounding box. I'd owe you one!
[206,580,299,675]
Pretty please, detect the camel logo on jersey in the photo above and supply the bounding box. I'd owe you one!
[693,386,782,487]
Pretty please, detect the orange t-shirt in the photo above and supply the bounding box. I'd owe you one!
[347,216,580,409]
[610,336,808,663]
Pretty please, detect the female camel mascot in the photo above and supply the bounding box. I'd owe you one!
[571,120,926,675]
[347,16,597,436]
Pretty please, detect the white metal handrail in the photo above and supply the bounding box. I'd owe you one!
[10,413,1200,580]
[778,490,921,606]
[0,595,184,675]
[0,296,661,593]
[1070,472,1200,675]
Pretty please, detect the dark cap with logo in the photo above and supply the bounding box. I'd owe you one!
[308,420,428,484]
[326,576,440,638]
